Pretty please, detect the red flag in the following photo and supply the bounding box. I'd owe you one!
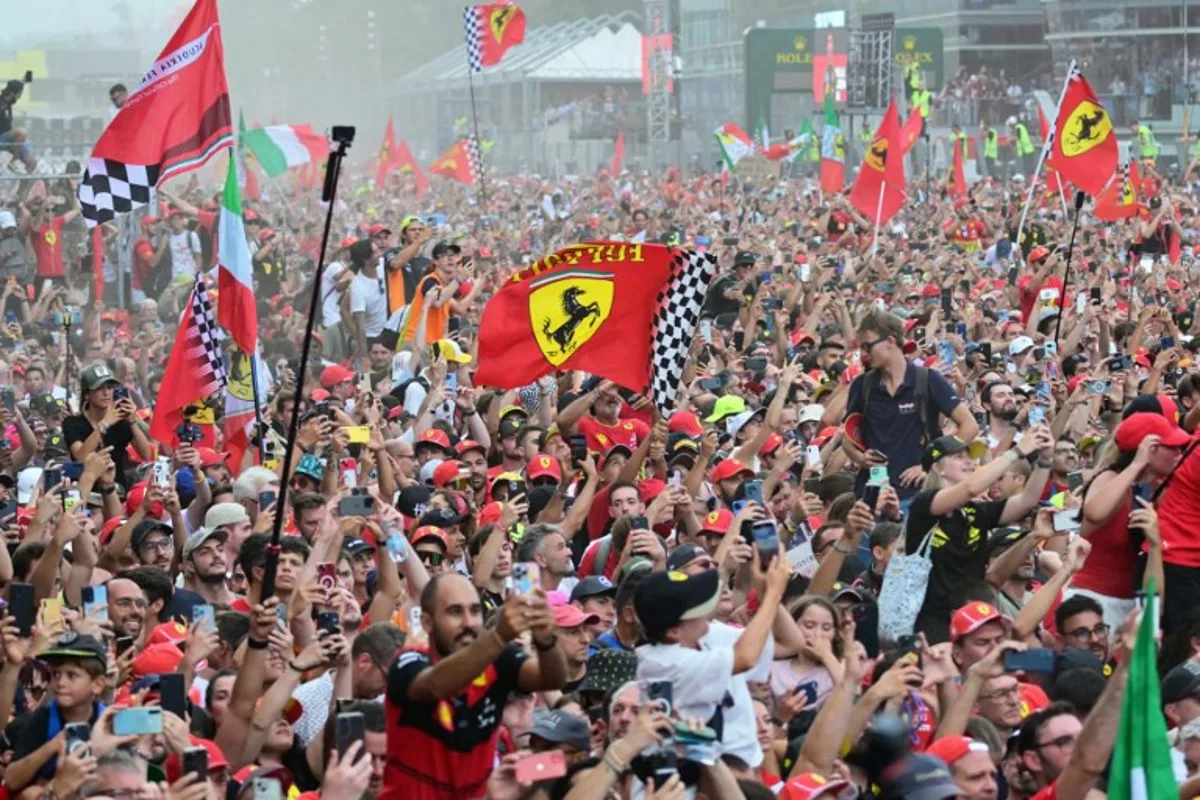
[900,108,923,155]
[465,2,526,72]
[430,139,478,186]
[393,140,429,197]
[850,99,906,225]
[91,227,104,303]
[1094,162,1139,221]
[475,243,716,413]
[1046,68,1118,197]
[77,0,232,226]
[149,274,227,447]
[376,116,398,188]
[951,139,967,198]
[610,129,625,176]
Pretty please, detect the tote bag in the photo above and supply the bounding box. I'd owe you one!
[877,528,936,643]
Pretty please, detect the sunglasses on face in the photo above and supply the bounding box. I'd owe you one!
[416,550,445,566]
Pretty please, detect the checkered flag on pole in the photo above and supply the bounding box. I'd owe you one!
[466,135,483,185]
[78,159,161,227]
[647,250,718,416]
[148,271,228,444]
[463,6,483,73]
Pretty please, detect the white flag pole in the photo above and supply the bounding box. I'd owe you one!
[871,182,886,256]
[1015,59,1076,256]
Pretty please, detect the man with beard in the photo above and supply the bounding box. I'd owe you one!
[130,519,176,573]
[514,524,578,594]
[181,527,234,606]
[382,573,567,800]
[558,379,650,454]
[455,440,489,506]
[981,381,1021,451]
[1042,438,1078,500]
[107,577,149,642]
[493,412,528,475]
[1053,595,1111,667]
[1014,703,1083,798]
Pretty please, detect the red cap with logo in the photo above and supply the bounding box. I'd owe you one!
[925,735,989,766]
[416,428,453,452]
[431,460,468,488]
[667,411,704,437]
[526,455,562,482]
[700,509,733,535]
[147,621,188,647]
[779,772,853,800]
[710,458,754,483]
[949,602,1010,641]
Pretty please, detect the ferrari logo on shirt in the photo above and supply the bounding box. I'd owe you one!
[43,230,58,247]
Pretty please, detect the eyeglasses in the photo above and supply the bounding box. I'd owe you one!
[978,683,1020,702]
[140,538,173,553]
[1064,623,1109,642]
[417,551,445,566]
[1036,734,1077,751]
[860,335,889,351]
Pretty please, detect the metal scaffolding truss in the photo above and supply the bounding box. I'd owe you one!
[847,14,895,112]
[644,0,672,167]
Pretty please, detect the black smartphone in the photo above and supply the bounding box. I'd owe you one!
[42,467,62,491]
[181,746,208,782]
[568,435,588,468]
[64,722,91,756]
[316,611,341,636]
[1003,648,1056,673]
[113,385,130,403]
[646,680,673,715]
[941,287,953,315]
[745,356,768,373]
[1007,267,1019,284]
[335,711,365,757]
[258,490,277,510]
[159,672,187,719]
[722,237,739,246]
[23,71,32,84]
[803,477,821,494]
[698,376,723,392]
[0,389,13,414]
[1090,286,1102,303]
[980,342,992,361]
[1067,471,1084,492]
[116,636,135,657]
[861,483,881,513]
[10,583,34,637]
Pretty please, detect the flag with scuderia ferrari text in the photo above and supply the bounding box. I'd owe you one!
[149,273,227,447]
[464,2,526,72]
[474,243,717,415]
[77,0,233,227]
[1046,67,1118,197]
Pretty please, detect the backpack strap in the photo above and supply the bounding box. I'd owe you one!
[914,366,932,446]
[592,537,613,576]
[861,369,881,437]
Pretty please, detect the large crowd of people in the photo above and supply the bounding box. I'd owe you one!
[0,85,1199,800]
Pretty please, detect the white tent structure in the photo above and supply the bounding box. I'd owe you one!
[389,14,648,172]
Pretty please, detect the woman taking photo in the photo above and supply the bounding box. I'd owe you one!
[1073,412,1188,630]
[767,596,843,715]
[906,427,1054,643]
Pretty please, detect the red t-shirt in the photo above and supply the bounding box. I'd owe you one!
[1155,436,1200,567]
[196,210,218,265]
[578,535,621,580]
[577,415,649,454]
[1031,781,1058,800]
[133,237,155,290]
[1071,498,1135,598]
[585,484,613,541]
[943,218,986,252]
[1019,275,1064,323]
[31,216,67,278]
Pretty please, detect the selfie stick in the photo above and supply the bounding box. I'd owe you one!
[260,127,355,601]
[1052,191,1088,348]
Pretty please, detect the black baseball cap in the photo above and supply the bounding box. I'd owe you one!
[633,568,720,636]
[886,754,960,800]
[431,241,461,259]
[578,648,638,694]
[733,250,757,267]
[665,543,707,572]
[570,575,616,603]
[39,632,107,668]
[131,519,173,552]
[921,435,987,471]
[1162,661,1200,704]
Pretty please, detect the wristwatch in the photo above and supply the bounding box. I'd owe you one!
[533,634,558,651]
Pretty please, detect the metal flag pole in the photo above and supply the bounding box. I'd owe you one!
[1053,191,1087,348]
[249,351,266,462]
[261,127,354,602]
[1016,59,1076,256]
[465,65,491,212]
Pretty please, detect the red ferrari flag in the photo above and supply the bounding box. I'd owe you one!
[464,2,526,72]
[950,138,968,198]
[850,99,906,224]
[899,108,923,155]
[475,243,717,415]
[610,128,626,176]
[78,0,232,227]
[429,138,480,186]
[149,273,227,448]
[1046,67,1118,197]
[375,116,398,189]
[1094,162,1139,221]
[393,140,429,197]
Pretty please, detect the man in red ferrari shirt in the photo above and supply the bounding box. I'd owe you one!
[943,197,991,253]
[557,379,650,454]
[132,216,169,303]
[1017,247,1065,323]
[25,195,80,289]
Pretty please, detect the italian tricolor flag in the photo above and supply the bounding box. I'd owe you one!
[820,91,843,193]
[714,123,754,171]
[1108,584,1176,800]
[241,124,330,178]
[217,154,256,354]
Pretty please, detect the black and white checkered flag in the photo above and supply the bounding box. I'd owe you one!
[77,158,161,228]
[463,6,483,73]
[189,273,228,398]
[466,135,483,184]
[647,250,718,416]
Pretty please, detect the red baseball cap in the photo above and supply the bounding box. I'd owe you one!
[196,447,226,468]
[925,735,990,766]
[700,509,733,535]
[100,517,126,547]
[410,526,451,550]
[455,439,487,458]
[760,432,784,456]
[553,604,600,629]
[339,236,357,249]
[477,501,505,527]
[1114,412,1192,451]
[319,364,355,390]
[526,454,561,482]
[811,425,839,448]
[125,481,165,518]
[165,737,228,782]
[367,223,391,237]
[416,428,453,453]
[779,772,853,800]
[668,411,704,437]
[147,621,188,647]
[431,459,469,488]
[921,283,941,298]
[949,602,1010,641]
[132,642,184,678]
[791,330,816,347]
[710,458,754,483]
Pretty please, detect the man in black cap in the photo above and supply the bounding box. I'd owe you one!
[590,569,645,655]
[570,575,616,637]
[131,518,176,572]
[1163,661,1200,732]
[527,708,592,767]
[702,250,758,320]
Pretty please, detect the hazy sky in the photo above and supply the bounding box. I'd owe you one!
[3,0,190,51]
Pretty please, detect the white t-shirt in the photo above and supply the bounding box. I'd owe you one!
[168,230,201,279]
[637,621,773,765]
[320,261,346,327]
[349,270,388,338]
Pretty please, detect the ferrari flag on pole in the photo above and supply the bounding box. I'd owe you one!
[474,243,717,415]
[1045,67,1118,197]
[77,0,233,227]
[850,98,906,224]
[464,2,526,72]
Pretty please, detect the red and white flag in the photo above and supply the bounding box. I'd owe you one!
[149,273,227,447]
[464,2,526,72]
[77,0,232,227]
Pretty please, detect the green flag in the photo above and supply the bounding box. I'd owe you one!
[1109,583,1176,800]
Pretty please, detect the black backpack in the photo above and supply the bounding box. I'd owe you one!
[860,366,935,448]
